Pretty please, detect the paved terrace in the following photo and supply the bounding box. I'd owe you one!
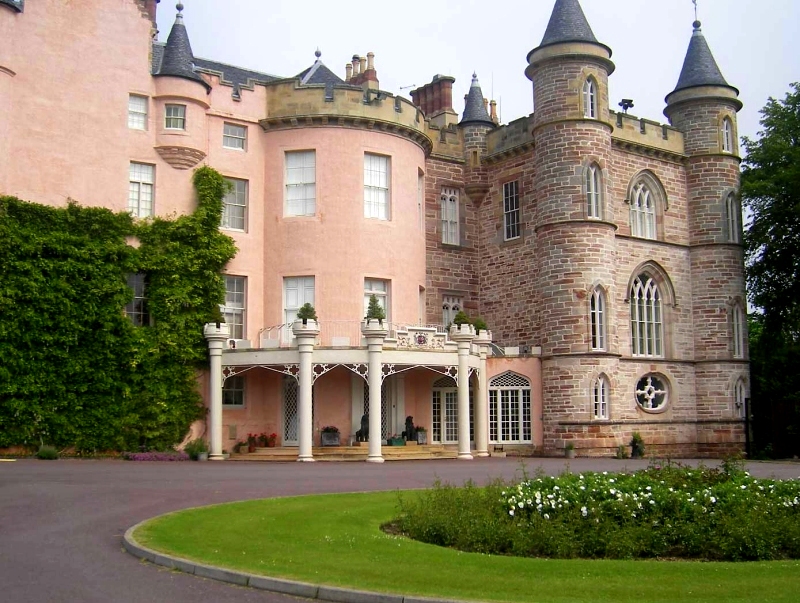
[2,458,798,603]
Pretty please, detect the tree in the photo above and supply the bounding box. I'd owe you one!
[741,82,800,335]
[741,83,800,458]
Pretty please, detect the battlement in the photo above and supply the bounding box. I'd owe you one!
[611,110,685,158]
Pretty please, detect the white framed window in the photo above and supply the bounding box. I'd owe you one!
[630,182,656,240]
[222,178,247,231]
[592,375,609,420]
[441,187,459,245]
[586,164,602,219]
[590,287,606,351]
[734,378,746,418]
[285,150,316,217]
[726,192,740,243]
[223,275,246,339]
[583,77,597,119]
[635,374,668,412]
[128,162,154,218]
[489,372,532,444]
[442,295,462,326]
[503,180,521,240]
[164,104,186,130]
[364,153,390,220]
[364,278,389,320]
[223,375,245,407]
[722,117,734,153]
[284,276,315,328]
[733,304,745,359]
[630,274,662,357]
[128,95,147,130]
[431,377,474,444]
[223,123,247,150]
[125,273,148,326]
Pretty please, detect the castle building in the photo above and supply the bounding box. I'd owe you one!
[0,0,748,459]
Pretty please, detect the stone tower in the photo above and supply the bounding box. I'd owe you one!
[526,0,618,452]
[664,20,747,454]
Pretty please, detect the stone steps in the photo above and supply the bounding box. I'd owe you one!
[228,444,459,462]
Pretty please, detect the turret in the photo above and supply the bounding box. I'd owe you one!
[152,3,210,170]
[459,73,495,187]
[526,0,619,454]
[665,20,747,455]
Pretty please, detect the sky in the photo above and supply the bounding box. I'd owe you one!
[157,0,800,144]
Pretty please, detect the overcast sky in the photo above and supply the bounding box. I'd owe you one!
[158,0,800,144]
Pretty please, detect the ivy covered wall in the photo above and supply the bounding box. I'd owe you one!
[0,167,237,451]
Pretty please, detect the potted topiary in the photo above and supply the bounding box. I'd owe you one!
[364,294,386,326]
[472,317,488,335]
[416,426,427,445]
[320,425,340,447]
[296,303,318,325]
[565,442,576,459]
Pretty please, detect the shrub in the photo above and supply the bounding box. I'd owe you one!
[296,303,318,321]
[365,295,385,322]
[36,445,59,460]
[472,317,488,334]
[394,465,800,561]
[183,438,208,460]
[452,311,471,326]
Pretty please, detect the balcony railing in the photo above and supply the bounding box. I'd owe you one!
[255,321,452,349]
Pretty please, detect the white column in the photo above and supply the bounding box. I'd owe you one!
[204,323,230,461]
[450,324,476,460]
[474,330,493,457]
[362,319,388,463]
[293,319,320,462]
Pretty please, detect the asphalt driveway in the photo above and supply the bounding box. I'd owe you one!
[1,457,797,603]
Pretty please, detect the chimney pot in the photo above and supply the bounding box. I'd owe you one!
[346,63,353,80]
[367,52,375,71]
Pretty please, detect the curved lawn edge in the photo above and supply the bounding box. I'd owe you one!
[124,517,461,603]
[128,493,800,603]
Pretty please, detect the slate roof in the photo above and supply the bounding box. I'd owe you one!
[672,21,735,94]
[540,0,598,47]
[296,57,345,86]
[154,6,210,91]
[0,0,24,13]
[460,73,494,127]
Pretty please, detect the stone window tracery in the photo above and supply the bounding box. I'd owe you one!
[583,77,598,119]
[593,374,609,419]
[442,295,462,327]
[726,192,740,243]
[441,187,459,245]
[590,287,606,351]
[635,374,668,412]
[630,273,662,357]
[586,164,602,219]
[630,182,656,239]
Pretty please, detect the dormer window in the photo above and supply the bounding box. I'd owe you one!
[583,77,598,119]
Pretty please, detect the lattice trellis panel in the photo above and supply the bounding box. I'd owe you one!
[363,381,389,438]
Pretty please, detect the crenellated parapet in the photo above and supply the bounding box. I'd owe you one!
[259,80,434,155]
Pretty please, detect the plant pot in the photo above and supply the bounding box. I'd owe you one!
[387,437,406,446]
[248,443,256,453]
[416,432,428,445]
[565,448,576,459]
[321,432,340,447]
[197,452,208,461]
[267,441,276,448]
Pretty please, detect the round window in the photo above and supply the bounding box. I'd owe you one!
[635,374,668,412]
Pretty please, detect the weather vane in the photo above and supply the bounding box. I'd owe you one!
[693,0,698,21]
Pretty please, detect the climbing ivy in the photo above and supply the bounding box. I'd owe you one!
[0,166,236,452]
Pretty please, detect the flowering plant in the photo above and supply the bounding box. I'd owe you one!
[321,425,339,434]
[267,432,278,445]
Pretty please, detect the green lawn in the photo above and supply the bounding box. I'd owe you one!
[135,491,800,603]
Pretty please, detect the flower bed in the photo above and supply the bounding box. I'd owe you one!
[123,451,189,462]
[396,461,800,561]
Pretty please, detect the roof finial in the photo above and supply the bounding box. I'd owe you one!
[177,2,184,14]
[692,0,701,30]
[315,48,322,59]
[175,2,184,24]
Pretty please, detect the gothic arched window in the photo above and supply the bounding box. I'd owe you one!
[592,374,609,419]
[586,164,602,219]
[630,181,656,240]
[630,274,663,357]
[590,287,606,351]
[583,77,598,119]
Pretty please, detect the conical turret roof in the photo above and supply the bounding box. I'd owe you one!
[155,3,210,91]
[459,73,494,127]
[540,0,598,47]
[671,21,736,94]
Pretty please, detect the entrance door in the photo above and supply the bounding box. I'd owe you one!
[431,377,473,444]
